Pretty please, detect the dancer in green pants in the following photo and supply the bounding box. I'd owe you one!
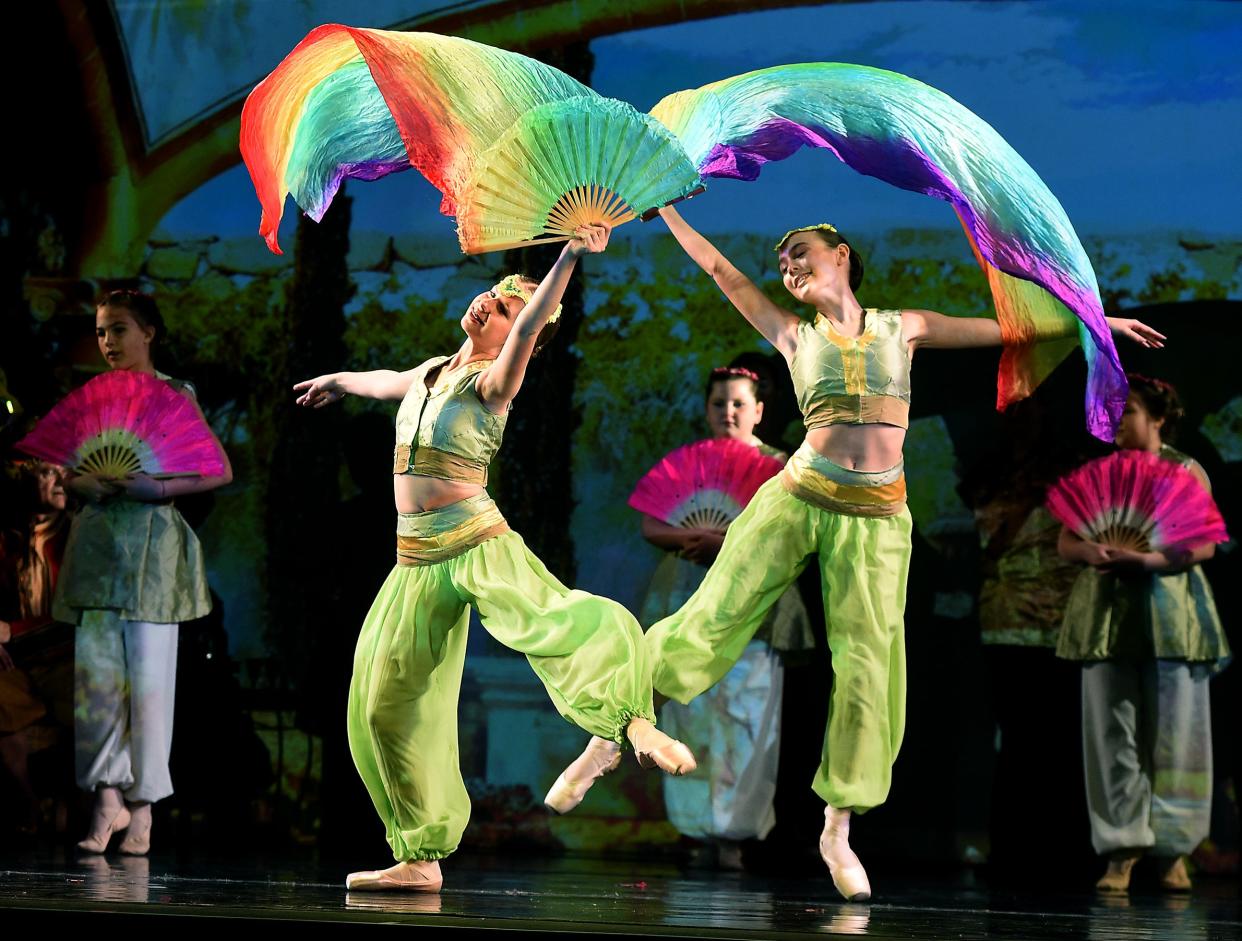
[550,208,1162,901]
[295,224,694,892]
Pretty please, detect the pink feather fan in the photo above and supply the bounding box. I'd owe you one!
[1046,450,1228,553]
[17,371,226,479]
[628,438,783,530]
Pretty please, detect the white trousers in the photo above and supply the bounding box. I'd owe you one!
[1082,660,1212,857]
[75,610,178,803]
[660,640,783,841]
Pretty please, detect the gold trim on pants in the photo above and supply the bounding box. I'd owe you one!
[780,442,906,518]
[395,493,509,566]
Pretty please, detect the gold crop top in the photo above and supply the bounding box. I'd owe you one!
[393,357,507,484]
[790,309,912,430]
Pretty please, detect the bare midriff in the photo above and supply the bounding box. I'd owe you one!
[394,475,486,514]
[804,422,906,472]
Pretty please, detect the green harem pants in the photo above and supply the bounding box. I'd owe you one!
[348,495,654,862]
[646,474,912,813]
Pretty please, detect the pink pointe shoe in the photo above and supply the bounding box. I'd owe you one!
[345,860,443,892]
[77,787,132,854]
[626,718,697,776]
[118,802,152,855]
[819,805,872,902]
[544,736,623,814]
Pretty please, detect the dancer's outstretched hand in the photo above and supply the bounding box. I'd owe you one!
[568,224,611,257]
[1106,317,1166,349]
[294,374,345,408]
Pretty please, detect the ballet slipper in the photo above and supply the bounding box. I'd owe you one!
[1156,856,1192,892]
[625,718,697,776]
[819,805,871,902]
[544,736,622,814]
[77,786,132,854]
[118,802,152,856]
[345,860,443,892]
[1095,850,1142,894]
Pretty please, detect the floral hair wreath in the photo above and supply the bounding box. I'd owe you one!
[773,223,839,252]
[710,366,761,384]
[498,274,561,325]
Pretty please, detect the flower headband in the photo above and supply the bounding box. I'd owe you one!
[773,223,838,252]
[711,366,761,383]
[497,274,562,325]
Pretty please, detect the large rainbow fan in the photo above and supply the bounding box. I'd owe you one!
[1046,450,1228,554]
[649,64,1125,442]
[629,438,783,530]
[241,26,703,255]
[17,372,226,480]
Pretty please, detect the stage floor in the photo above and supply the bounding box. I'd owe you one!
[2,849,1239,939]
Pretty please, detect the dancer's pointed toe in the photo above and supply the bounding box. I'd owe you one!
[345,860,443,893]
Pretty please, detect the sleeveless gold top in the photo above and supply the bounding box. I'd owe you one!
[393,357,507,484]
[790,309,911,430]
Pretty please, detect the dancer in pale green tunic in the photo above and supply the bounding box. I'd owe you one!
[550,208,1162,902]
[1057,374,1229,895]
[57,290,232,856]
[294,225,694,893]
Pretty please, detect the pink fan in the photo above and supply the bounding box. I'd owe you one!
[1046,450,1228,553]
[629,438,783,529]
[17,371,225,479]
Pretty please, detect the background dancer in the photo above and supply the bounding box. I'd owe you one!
[58,290,232,855]
[1056,374,1230,894]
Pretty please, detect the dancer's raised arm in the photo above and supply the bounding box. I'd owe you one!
[659,207,800,357]
[478,224,609,410]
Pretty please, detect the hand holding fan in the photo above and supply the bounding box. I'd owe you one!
[628,438,783,530]
[1046,450,1228,554]
[17,372,226,480]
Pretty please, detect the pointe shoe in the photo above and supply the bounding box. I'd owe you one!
[1095,850,1142,894]
[819,805,871,902]
[1157,856,1192,892]
[544,736,622,814]
[77,787,132,854]
[118,803,152,856]
[626,718,697,775]
[345,860,443,893]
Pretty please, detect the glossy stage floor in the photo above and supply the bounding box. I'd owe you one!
[2,849,1239,939]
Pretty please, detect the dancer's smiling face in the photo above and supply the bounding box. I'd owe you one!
[777,233,851,302]
[706,377,763,441]
[96,305,155,372]
[461,282,527,349]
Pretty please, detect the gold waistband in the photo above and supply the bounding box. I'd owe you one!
[394,444,488,485]
[803,395,909,430]
[780,444,906,518]
[396,500,509,566]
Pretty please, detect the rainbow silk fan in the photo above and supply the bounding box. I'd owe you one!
[1046,450,1229,554]
[628,438,784,530]
[241,27,703,255]
[17,372,226,480]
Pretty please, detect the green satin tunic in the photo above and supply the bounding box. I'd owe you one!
[790,309,912,430]
[393,357,507,478]
[1056,446,1231,667]
[52,374,212,625]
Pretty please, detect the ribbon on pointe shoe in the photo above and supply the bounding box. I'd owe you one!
[626,718,698,775]
[820,806,872,902]
[345,860,443,893]
[77,788,132,854]
[544,736,622,814]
